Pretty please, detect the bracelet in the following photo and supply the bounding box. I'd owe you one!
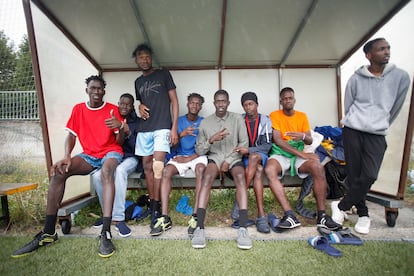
[302,133,306,141]
[119,122,125,130]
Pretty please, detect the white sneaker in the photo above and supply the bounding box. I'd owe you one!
[355,216,370,234]
[330,201,348,225]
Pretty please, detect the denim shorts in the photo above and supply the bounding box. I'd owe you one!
[77,151,123,169]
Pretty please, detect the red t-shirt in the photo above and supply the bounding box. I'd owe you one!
[269,110,311,141]
[65,102,123,158]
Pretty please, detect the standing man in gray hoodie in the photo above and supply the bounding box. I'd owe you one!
[331,38,410,234]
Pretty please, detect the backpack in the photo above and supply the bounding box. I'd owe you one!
[124,194,150,221]
[324,160,348,199]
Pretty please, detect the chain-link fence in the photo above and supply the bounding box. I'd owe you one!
[1,1,37,120]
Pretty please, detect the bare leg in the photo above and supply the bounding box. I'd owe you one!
[142,155,154,199]
[153,151,167,201]
[101,158,119,218]
[231,166,248,210]
[160,164,179,215]
[253,165,265,217]
[265,159,292,212]
[298,160,327,211]
[193,163,206,211]
[46,156,93,215]
[197,163,219,209]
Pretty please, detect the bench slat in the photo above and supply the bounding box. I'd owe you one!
[0,183,38,196]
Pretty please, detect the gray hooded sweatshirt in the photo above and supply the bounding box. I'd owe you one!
[341,64,410,135]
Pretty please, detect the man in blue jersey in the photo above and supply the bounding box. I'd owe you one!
[150,93,207,236]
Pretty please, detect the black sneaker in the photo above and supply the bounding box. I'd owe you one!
[317,214,342,231]
[276,214,301,230]
[11,231,58,258]
[187,215,197,236]
[150,210,160,229]
[150,216,172,236]
[93,217,103,229]
[98,231,115,258]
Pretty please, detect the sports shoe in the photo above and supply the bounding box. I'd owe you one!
[276,214,301,230]
[331,201,348,225]
[115,221,132,237]
[11,231,58,258]
[187,215,197,236]
[150,210,160,229]
[93,217,103,229]
[256,216,270,233]
[354,216,370,234]
[317,214,342,231]
[191,227,206,249]
[150,215,172,236]
[237,227,252,250]
[98,231,115,258]
[231,201,239,220]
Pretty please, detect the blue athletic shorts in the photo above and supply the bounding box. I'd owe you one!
[135,129,171,156]
[243,152,268,167]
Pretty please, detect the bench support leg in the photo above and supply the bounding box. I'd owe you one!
[0,195,10,225]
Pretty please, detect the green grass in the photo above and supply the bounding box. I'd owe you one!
[1,236,413,275]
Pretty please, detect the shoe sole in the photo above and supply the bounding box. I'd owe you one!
[237,244,253,250]
[93,224,103,229]
[98,251,115,258]
[149,224,172,236]
[354,227,369,235]
[11,251,35,258]
[316,223,342,231]
[11,239,58,258]
[192,243,206,249]
[276,223,301,229]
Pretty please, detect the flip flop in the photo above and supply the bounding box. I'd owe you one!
[317,227,363,245]
[308,236,342,257]
[231,219,255,229]
[329,230,363,245]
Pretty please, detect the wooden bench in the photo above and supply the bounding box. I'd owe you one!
[0,183,38,225]
[127,171,304,190]
[56,170,307,234]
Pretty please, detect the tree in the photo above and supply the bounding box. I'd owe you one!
[13,35,35,90]
[0,30,16,91]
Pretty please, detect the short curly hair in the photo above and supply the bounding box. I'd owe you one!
[85,75,106,88]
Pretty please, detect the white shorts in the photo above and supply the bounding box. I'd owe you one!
[268,154,309,179]
[135,129,171,156]
[167,155,208,177]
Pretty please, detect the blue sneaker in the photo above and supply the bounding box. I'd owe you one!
[256,216,270,233]
[93,217,103,229]
[268,213,281,232]
[115,221,131,237]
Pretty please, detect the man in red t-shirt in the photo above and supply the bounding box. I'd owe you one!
[12,75,125,259]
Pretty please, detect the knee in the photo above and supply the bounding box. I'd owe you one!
[162,165,175,179]
[249,153,261,164]
[255,165,263,176]
[195,164,205,176]
[153,160,164,179]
